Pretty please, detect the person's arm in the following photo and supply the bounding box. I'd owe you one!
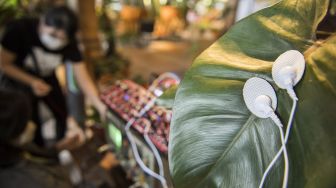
[72,62,107,120]
[0,47,51,96]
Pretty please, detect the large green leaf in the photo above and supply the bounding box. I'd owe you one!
[169,0,336,188]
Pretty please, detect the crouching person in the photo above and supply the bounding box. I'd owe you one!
[0,89,72,188]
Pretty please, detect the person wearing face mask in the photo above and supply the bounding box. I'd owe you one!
[0,89,73,188]
[0,6,107,147]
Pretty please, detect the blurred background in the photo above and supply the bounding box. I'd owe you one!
[0,0,281,86]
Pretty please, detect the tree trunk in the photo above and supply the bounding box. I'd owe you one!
[78,0,103,79]
[227,0,240,29]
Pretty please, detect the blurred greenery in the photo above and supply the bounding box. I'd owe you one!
[0,0,23,27]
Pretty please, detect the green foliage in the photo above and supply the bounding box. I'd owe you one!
[169,0,336,188]
[94,54,130,78]
[0,0,22,26]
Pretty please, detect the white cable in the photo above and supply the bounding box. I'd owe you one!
[242,77,289,188]
[259,50,304,188]
[125,127,166,185]
[278,123,289,188]
[285,100,297,141]
[124,98,168,188]
[270,113,283,128]
[259,112,288,188]
[270,112,289,188]
[122,73,178,187]
[281,100,297,188]
[144,121,165,178]
[258,100,297,188]
[286,87,298,101]
[148,72,180,93]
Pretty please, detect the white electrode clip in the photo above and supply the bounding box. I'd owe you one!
[272,50,305,101]
[243,77,288,188]
[242,50,305,188]
[243,77,282,127]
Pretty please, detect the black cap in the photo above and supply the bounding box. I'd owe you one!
[43,6,78,39]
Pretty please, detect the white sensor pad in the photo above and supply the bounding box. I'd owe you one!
[243,77,277,118]
[272,50,305,89]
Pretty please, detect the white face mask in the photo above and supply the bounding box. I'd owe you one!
[40,33,67,50]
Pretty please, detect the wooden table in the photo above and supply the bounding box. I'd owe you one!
[118,39,214,82]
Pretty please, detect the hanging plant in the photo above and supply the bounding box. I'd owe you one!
[168,0,336,188]
[160,5,179,22]
[153,3,185,37]
[116,3,144,40]
[120,5,142,22]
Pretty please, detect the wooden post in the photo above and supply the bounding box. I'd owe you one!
[77,0,103,79]
[227,0,240,30]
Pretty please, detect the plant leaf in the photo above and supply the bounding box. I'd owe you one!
[169,0,335,188]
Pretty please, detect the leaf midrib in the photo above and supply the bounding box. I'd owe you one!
[193,114,257,187]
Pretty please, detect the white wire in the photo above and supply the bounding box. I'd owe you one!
[270,113,289,188]
[124,98,168,188]
[125,127,166,184]
[259,113,287,188]
[144,126,168,188]
[258,100,297,188]
[123,74,178,188]
[148,72,180,93]
[281,99,297,188]
[278,124,289,188]
[284,100,297,141]
[144,121,165,177]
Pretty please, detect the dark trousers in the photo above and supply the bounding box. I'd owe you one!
[31,74,67,147]
[2,72,67,147]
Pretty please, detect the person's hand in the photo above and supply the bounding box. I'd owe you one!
[96,102,108,123]
[55,134,80,151]
[31,79,51,96]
